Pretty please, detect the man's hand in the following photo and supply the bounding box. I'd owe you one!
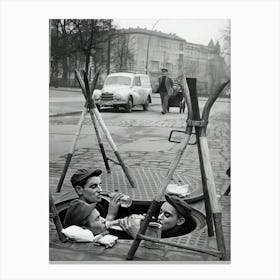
[119,214,145,239]
[106,192,124,221]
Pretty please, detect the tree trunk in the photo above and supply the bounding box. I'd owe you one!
[85,52,90,77]
[107,20,112,75]
[62,56,68,87]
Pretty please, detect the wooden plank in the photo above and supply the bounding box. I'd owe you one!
[88,109,111,173]
[155,133,191,202]
[56,108,87,192]
[49,190,67,242]
[138,234,221,258]
[188,77,214,236]
[199,136,221,213]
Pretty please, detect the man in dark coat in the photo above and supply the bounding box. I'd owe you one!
[156,68,174,114]
[67,168,124,222]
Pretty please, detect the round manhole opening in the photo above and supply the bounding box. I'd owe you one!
[57,198,206,240]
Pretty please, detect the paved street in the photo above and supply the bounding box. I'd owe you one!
[49,87,230,200]
[49,87,231,260]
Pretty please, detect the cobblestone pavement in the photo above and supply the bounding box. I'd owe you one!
[50,98,230,202]
[49,95,231,260]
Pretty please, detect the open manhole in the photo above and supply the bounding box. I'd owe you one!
[56,198,206,240]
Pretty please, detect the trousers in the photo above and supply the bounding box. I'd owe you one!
[160,92,169,113]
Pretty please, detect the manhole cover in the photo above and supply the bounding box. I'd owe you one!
[101,167,203,203]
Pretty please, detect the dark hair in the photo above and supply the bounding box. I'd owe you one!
[78,177,89,188]
[72,177,90,197]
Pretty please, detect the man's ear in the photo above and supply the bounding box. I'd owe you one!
[75,185,83,195]
[176,216,185,226]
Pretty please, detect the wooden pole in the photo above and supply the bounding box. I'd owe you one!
[199,136,221,213]
[127,133,192,260]
[127,199,161,260]
[56,107,87,192]
[138,234,221,258]
[88,109,111,173]
[155,133,192,201]
[92,107,136,188]
[107,20,111,75]
[199,136,227,260]
[49,190,67,242]
[198,80,230,260]
[188,77,214,236]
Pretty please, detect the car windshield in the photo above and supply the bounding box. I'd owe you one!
[105,76,131,86]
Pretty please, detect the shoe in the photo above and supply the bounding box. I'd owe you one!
[161,112,166,114]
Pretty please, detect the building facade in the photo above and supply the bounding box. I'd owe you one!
[122,28,228,95]
[50,25,229,96]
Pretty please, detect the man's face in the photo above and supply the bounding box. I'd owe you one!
[158,202,179,231]
[78,176,102,203]
[86,209,106,235]
[162,71,167,76]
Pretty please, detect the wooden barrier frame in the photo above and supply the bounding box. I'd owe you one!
[127,74,230,261]
[56,69,136,193]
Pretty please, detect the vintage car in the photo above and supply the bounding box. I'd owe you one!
[93,72,152,112]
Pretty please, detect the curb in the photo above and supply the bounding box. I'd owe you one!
[50,111,82,117]
[50,87,81,93]
[50,102,160,117]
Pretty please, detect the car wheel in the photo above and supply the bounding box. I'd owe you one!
[143,97,149,111]
[125,97,133,113]
[113,105,119,112]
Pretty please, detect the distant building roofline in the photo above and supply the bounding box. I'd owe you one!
[120,27,217,50]
[120,27,186,42]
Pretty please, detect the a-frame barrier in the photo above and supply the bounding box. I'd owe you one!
[55,69,136,193]
[126,75,230,260]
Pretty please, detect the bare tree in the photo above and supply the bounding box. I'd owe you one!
[72,19,112,76]
[219,24,231,72]
[50,19,76,85]
[111,32,135,71]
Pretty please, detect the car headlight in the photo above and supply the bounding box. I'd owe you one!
[114,93,121,100]
[94,93,101,100]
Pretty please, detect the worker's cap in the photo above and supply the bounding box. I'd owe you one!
[165,194,192,219]
[63,200,96,228]
[71,168,102,187]
[161,68,168,73]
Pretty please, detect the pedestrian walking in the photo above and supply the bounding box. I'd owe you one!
[155,68,174,114]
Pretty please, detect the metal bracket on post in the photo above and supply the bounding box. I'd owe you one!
[187,119,208,127]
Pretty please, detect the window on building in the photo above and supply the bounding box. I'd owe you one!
[179,42,183,51]
[166,62,173,72]
[151,61,160,72]
[160,40,166,48]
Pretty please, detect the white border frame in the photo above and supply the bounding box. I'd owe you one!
[1,1,279,279]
